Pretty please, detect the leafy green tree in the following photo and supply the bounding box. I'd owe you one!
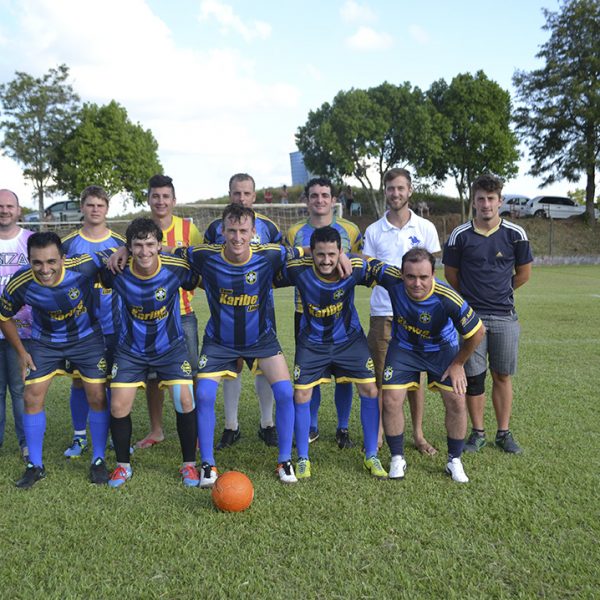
[53,100,162,206]
[513,0,600,223]
[0,64,80,217]
[428,71,519,220]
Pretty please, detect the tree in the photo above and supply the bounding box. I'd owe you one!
[296,82,443,216]
[53,100,162,206]
[513,0,600,223]
[0,64,80,217]
[428,71,519,220]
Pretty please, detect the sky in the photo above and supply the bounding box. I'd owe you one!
[0,0,570,215]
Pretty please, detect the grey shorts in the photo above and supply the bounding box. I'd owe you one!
[464,313,520,377]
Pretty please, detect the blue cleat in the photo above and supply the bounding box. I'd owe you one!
[108,464,132,488]
[64,436,88,458]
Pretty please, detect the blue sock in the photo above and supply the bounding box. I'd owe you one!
[386,433,404,457]
[448,436,464,459]
[360,395,379,457]
[294,402,310,460]
[272,380,294,463]
[88,408,109,461]
[69,386,89,433]
[23,411,46,467]
[335,382,353,429]
[196,379,219,465]
[309,385,321,431]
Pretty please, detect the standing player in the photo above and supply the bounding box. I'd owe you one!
[204,173,280,450]
[443,174,532,454]
[274,226,385,480]
[135,175,202,450]
[0,232,110,488]
[372,248,484,482]
[286,177,363,448]
[364,168,441,454]
[61,185,125,458]
[0,189,31,462]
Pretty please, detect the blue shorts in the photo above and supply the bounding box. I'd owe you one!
[111,340,193,389]
[26,332,107,385]
[381,343,458,392]
[197,331,283,380]
[293,332,375,389]
[69,332,118,380]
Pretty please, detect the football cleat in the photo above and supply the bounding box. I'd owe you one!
[180,464,200,488]
[389,455,407,480]
[89,457,110,485]
[308,428,320,444]
[108,464,132,488]
[363,455,388,479]
[258,425,278,447]
[276,460,298,484]
[296,458,311,480]
[16,463,46,489]
[215,428,241,451]
[495,431,523,454]
[64,436,88,459]
[446,457,469,483]
[464,431,486,453]
[335,428,355,449]
[199,462,218,488]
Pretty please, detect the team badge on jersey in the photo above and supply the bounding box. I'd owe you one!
[198,354,208,369]
[181,360,192,376]
[155,287,167,301]
[419,312,432,324]
[333,289,344,300]
[251,233,261,244]
[383,366,393,381]
[245,271,257,285]
[111,363,118,379]
[366,358,375,373]
[293,365,301,381]
[97,358,107,374]
[68,287,80,300]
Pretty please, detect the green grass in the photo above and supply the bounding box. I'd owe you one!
[1,266,599,599]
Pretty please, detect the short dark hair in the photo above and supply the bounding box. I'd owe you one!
[148,174,175,198]
[80,185,110,206]
[228,173,256,192]
[126,218,163,248]
[304,177,335,198]
[471,173,503,198]
[401,247,435,272]
[383,168,412,186]
[310,226,341,250]
[222,203,255,226]
[27,231,63,259]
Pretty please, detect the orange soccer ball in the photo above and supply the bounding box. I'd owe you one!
[211,471,254,512]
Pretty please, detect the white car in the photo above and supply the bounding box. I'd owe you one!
[522,196,597,219]
[500,194,530,218]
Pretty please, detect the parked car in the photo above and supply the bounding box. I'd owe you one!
[23,200,82,224]
[521,195,598,219]
[500,194,530,217]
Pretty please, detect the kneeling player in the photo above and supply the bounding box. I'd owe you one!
[274,226,385,479]
[370,248,484,483]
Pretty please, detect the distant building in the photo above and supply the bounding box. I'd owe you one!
[289,151,314,186]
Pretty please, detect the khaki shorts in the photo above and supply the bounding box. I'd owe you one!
[367,316,393,388]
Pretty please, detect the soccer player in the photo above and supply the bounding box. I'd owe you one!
[364,168,441,455]
[372,248,484,483]
[274,226,385,480]
[443,174,532,454]
[101,218,199,488]
[0,232,110,488]
[135,175,202,450]
[286,177,363,448]
[204,173,281,450]
[61,185,125,458]
[0,189,31,462]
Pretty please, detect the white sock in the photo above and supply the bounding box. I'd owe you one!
[222,376,242,430]
[255,374,274,428]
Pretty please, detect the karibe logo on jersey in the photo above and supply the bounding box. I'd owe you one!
[307,302,343,318]
[218,288,259,312]
[130,305,168,321]
[395,314,431,338]
[49,300,87,321]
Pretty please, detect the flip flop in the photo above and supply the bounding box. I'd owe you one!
[415,441,438,456]
[134,437,163,450]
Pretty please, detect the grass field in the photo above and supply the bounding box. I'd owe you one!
[0,265,598,599]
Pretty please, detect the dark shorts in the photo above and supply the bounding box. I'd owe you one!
[111,340,193,389]
[293,333,375,389]
[26,332,107,385]
[381,344,458,392]
[197,331,283,380]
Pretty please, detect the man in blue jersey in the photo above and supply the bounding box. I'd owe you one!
[101,218,200,489]
[61,185,125,458]
[372,248,485,483]
[443,174,532,454]
[274,226,385,480]
[286,178,363,449]
[0,232,110,488]
[204,173,280,451]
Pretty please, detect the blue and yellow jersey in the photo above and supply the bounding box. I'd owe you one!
[286,217,363,312]
[369,260,482,352]
[99,252,199,357]
[182,244,299,350]
[62,229,126,336]
[204,212,282,245]
[0,255,101,344]
[274,256,372,345]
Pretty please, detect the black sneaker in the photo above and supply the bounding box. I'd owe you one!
[464,431,487,453]
[308,428,319,443]
[16,463,46,489]
[495,431,523,454]
[335,428,355,449]
[89,457,110,485]
[216,427,241,451]
[258,425,278,447]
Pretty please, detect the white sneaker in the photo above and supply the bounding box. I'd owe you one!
[199,462,218,488]
[277,460,298,484]
[446,457,469,483]
[389,455,407,479]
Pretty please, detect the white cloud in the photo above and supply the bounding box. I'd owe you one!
[198,0,271,42]
[340,1,377,24]
[409,24,430,45]
[346,27,393,51]
[305,64,323,82]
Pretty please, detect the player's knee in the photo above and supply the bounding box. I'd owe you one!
[358,382,378,398]
[466,372,486,396]
[271,379,293,404]
[294,387,311,404]
[172,384,195,413]
[195,379,218,407]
